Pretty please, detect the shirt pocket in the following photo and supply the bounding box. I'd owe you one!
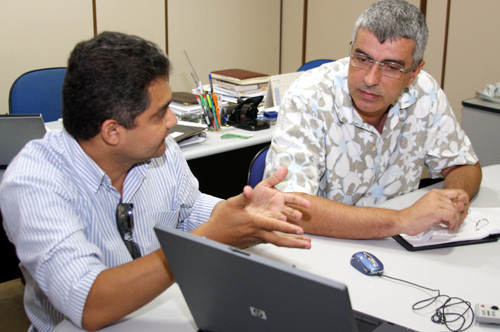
[149,209,182,228]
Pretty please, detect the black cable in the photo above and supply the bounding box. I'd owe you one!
[380,274,440,293]
[379,274,474,332]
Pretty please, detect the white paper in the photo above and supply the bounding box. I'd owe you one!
[401,207,500,247]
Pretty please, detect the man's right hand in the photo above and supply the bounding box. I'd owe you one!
[399,189,467,236]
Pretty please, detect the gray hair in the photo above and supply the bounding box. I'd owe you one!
[352,0,428,65]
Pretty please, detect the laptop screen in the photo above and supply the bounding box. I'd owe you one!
[155,226,360,332]
[155,226,416,332]
[0,114,46,167]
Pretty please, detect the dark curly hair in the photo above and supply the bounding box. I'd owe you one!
[62,31,170,140]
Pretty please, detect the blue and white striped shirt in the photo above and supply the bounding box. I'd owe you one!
[0,129,222,332]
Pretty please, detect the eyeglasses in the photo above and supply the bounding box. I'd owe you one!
[116,202,141,259]
[349,52,418,79]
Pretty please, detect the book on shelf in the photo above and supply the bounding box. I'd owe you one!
[169,101,202,114]
[170,100,202,123]
[213,85,267,103]
[210,68,270,86]
[213,79,267,92]
[393,207,500,251]
[172,91,198,105]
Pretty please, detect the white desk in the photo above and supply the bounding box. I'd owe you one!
[54,164,500,332]
[45,120,273,161]
[180,126,273,161]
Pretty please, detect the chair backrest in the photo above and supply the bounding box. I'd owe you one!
[247,145,269,188]
[9,67,66,122]
[297,59,334,72]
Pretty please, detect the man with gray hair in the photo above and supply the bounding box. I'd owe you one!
[264,0,482,239]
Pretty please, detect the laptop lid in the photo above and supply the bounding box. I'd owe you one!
[155,226,415,332]
[0,114,46,167]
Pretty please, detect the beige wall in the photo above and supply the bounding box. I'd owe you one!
[167,0,281,93]
[1,0,500,123]
[95,0,166,53]
[305,0,373,61]
[444,0,500,121]
[0,0,93,115]
[0,0,280,110]
[279,0,304,73]
[424,0,447,86]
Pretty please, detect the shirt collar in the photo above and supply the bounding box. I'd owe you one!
[61,130,150,195]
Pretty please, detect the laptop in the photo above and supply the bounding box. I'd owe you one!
[155,226,416,332]
[0,114,46,168]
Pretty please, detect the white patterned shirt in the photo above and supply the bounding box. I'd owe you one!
[0,129,221,332]
[264,57,478,206]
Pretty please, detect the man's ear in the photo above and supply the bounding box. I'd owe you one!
[100,119,121,146]
[406,60,425,88]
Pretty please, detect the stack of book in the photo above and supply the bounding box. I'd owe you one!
[210,69,269,102]
[170,92,203,122]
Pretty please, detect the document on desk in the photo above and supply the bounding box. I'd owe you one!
[264,72,303,108]
[170,121,206,144]
[394,207,500,251]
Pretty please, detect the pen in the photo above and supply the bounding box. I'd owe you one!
[206,92,220,130]
[201,93,215,130]
[195,94,211,128]
[209,73,214,94]
[212,93,221,128]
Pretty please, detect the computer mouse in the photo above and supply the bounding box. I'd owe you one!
[350,251,384,275]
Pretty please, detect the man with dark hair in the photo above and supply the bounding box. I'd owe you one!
[264,0,481,239]
[0,31,311,331]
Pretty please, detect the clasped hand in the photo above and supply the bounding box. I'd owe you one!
[197,167,312,249]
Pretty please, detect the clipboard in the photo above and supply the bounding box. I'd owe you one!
[392,234,499,251]
[393,207,500,251]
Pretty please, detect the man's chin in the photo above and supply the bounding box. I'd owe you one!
[153,141,167,158]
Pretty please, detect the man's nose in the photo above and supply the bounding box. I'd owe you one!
[364,63,382,86]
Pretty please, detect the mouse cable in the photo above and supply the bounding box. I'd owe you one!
[379,273,474,332]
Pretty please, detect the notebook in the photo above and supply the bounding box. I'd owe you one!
[155,226,416,332]
[0,114,46,168]
[210,69,270,85]
[393,207,500,251]
[170,122,206,143]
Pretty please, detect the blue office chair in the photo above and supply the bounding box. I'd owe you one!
[247,145,270,188]
[9,67,66,122]
[297,59,334,72]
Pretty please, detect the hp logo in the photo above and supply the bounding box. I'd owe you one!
[249,306,268,320]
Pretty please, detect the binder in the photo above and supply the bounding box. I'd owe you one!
[393,207,500,251]
[392,234,498,251]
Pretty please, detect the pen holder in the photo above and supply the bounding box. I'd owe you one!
[195,92,222,131]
